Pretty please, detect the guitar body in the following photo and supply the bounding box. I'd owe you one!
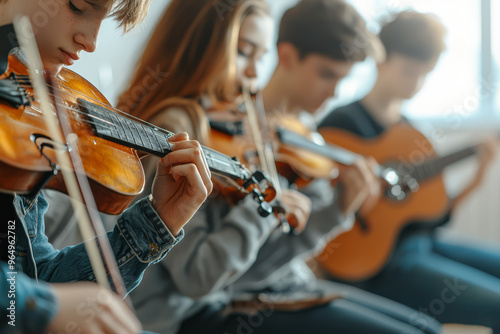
[316,123,450,282]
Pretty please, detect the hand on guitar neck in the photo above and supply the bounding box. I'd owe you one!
[450,136,498,214]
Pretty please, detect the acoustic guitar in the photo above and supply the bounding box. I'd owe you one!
[282,123,481,282]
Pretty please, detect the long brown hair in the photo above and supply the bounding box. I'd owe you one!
[117,0,269,123]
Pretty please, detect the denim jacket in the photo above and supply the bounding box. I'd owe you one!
[1,193,184,334]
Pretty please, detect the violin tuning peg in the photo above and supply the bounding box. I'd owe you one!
[251,188,262,200]
[258,202,273,217]
[279,218,291,234]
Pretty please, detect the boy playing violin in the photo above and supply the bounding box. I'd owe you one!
[0,0,212,333]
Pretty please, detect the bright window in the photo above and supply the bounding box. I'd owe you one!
[492,0,500,114]
[331,0,492,121]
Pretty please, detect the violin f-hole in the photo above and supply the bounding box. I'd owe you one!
[31,133,68,153]
[27,133,65,195]
[30,133,66,174]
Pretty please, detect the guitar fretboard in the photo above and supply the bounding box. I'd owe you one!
[412,146,478,182]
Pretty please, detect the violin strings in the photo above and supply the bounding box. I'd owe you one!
[10,78,115,130]
[28,100,120,131]
[12,76,256,178]
[46,103,246,173]
[47,103,241,167]
[15,75,177,139]
[12,78,120,128]
[21,80,157,134]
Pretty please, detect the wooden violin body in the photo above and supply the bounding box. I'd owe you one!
[272,117,338,187]
[0,55,144,215]
[1,55,275,216]
[208,112,338,188]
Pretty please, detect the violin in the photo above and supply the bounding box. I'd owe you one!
[275,124,404,193]
[0,52,276,217]
[207,90,340,233]
[270,116,339,188]
[207,107,338,189]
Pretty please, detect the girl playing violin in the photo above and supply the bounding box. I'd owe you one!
[0,0,212,333]
[118,0,440,333]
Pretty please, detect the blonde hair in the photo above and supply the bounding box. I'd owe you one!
[118,0,269,123]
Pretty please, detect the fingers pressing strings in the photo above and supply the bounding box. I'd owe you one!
[159,147,212,195]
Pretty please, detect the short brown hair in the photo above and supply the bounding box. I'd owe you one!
[380,11,446,62]
[89,0,151,31]
[0,0,150,32]
[277,0,384,62]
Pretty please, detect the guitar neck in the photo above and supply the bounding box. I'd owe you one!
[412,145,479,182]
[78,98,250,183]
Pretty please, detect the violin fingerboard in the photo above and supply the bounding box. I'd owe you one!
[77,98,173,157]
[78,99,257,188]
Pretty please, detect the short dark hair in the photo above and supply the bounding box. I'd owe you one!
[380,11,446,62]
[277,0,384,62]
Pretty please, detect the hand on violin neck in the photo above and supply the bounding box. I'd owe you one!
[150,132,213,236]
[280,189,312,233]
[336,157,381,217]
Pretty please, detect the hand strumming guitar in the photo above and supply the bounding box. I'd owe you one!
[451,136,498,213]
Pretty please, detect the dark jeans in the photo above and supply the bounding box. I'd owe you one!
[179,290,441,334]
[351,233,500,333]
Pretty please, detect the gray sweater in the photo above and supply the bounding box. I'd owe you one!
[129,107,353,333]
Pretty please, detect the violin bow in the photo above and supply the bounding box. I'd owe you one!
[242,84,292,234]
[13,16,129,299]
